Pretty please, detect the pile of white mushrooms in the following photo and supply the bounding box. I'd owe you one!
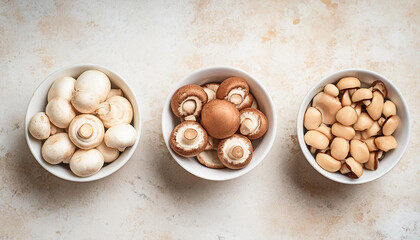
[169,77,268,170]
[28,70,137,177]
[303,77,399,179]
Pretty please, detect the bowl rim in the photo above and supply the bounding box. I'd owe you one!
[297,68,411,184]
[161,65,277,181]
[25,63,142,182]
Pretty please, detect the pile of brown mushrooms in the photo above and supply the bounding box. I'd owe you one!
[169,77,268,170]
[28,70,137,177]
[303,77,399,179]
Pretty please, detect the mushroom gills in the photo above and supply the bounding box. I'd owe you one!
[240,112,260,135]
[226,88,246,105]
[221,137,251,164]
[178,96,202,117]
[175,124,205,150]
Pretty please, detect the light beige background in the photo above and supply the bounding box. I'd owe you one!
[1,0,419,239]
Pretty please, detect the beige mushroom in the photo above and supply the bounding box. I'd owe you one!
[46,96,76,128]
[362,137,378,152]
[201,99,240,139]
[171,84,207,121]
[41,133,76,164]
[335,106,358,126]
[315,124,333,140]
[350,140,369,163]
[47,77,76,102]
[68,114,104,149]
[69,149,104,177]
[351,88,373,103]
[371,80,387,98]
[331,123,355,140]
[49,123,65,135]
[336,77,361,90]
[239,108,268,139]
[383,100,396,118]
[345,157,363,179]
[361,121,381,139]
[330,137,349,161]
[236,93,254,111]
[382,115,399,136]
[96,141,119,163]
[353,112,374,131]
[216,77,249,108]
[202,83,219,102]
[169,121,208,157]
[366,91,384,120]
[304,107,322,130]
[106,89,123,99]
[375,136,398,152]
[104,124,137,152]
[96,96,133,128]
[365,152,379,171]
[340,90,352,106]
[304,130,329,150]
[316,153,341,172]
[312,92,342,125]
[217,134,253,169]
[324,84,339,97]
[28,112,51,140]
[196,150,225,169]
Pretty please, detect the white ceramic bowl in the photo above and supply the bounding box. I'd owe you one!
[297,69,410,184]
[25,64,142,182]
[162,66,277,181]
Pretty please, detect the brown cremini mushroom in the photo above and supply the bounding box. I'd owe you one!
[170,84,207,121]
[217,134,253,169]
[216,77,249,108]
[169,121,208,157]
[200,99,240,139]
[196,150,225,169]
[202,83,219,102]
[239,108,268,139]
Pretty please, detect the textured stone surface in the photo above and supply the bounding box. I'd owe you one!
[1,0,419,239]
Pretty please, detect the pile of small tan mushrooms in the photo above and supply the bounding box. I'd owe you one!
[303,77,399,178]
[169,77,268,169]
[28,70,137,177]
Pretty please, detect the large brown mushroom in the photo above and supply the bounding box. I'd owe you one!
[216,77,249,108]
[217,134,253,169]
[200,99,240,139]
[202,83,219,102]
[238,108,268,139]
[169,121,208,157]
[170,84,207,121]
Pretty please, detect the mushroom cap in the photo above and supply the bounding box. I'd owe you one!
[336,77,361,90]
[71,91,100,114]
[104,124,137,151]
[366,91,384,120]
[69,149,104,177]
[239,108,268,139]
[41,133,76,165]
[169,121,208,157]
[202,83,220,102]
[196,150,225,169]
[68,114,105,149]
[96,96,133,128]
[216,77,249,107]
[371,80,387,98]
[312,92,342,125]
[170,84,207,119]
[236,93,254,111]
[47,76,76,102]
[46,96,76,128]
[351,88,373,102]
[217,134,253,169]
[28,112,51,140]
[96,141,120,163]
[75,70,111,102]
[106,89,123,99]
[200,99,240,139]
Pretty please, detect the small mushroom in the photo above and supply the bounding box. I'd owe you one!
[312,92,342,125]
[330,137,349,161]
[331,123,355,140]
[353,104,362,116]
[216,77,249,108]
[205,136,218,150]
[196,150,225,169]
[316,153,341,172]
[382,115,399,136]
[169,121,208,157]
[353,112,374,131]
[304,130,329,150]
[41,133,76,164]
[362,137,378,152]
[375,136,398,152]
[345,157,363,179]
[383,100,396,118]
[340,90,352,106]
[365,152,379,171]
[71,91,100,114]
[378,117,386,127]
[69,149,104,177]
[361,121,381,139]
[335,106,358,126]
[366,91,384,120]
[304,107,322,130]
[68,114,104,149]
[202,83,219,102]
[239,108,268,139]
[96,96,133,128]
[250,94,259,109]
[96,141,119,163]
[201,99,240,139]
[315,124,333,140]
[340,163,350,174]
[47,77,76,102]
[371,80,387,98]
[350,140,369,163]
[104,124,137,152]
[236,93,254,111]
[106,89,123,99]
[28,112,51,140]
[353,131,362,140]
[217,134,253,169]
[170,84,207,121]
[351,88,373,103]
[336,77,361,90]
[46,96,76,128]
[49,123,65,135]
[324,84,339,97]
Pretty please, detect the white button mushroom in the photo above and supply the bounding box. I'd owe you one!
[96,141,119,163]
[46,96,76,128]
[106,89,123,99]
[47,77,76,102]
[68,114,105,149]
[170,84,208,121]
[28,112,51,140]
[216,77,250,109]
[96,96,133,128]
[104,124,137,152]
[217,134,253,169]
[69,149,104,177]
[41,133,76,164]
[239,108,268,139]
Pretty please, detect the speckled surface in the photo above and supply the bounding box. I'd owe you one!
[1,0,420,239]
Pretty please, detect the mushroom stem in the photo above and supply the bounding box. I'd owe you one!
[182,100,196,114]
[78,123,93,139]
[240,118,256,135]
[230,94,243,105]
[184,128,198,140]
[230,146,244,159]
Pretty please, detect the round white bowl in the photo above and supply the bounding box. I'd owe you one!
[162,66,277,181]
[25,64,142,182]
[297,69,411,184]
